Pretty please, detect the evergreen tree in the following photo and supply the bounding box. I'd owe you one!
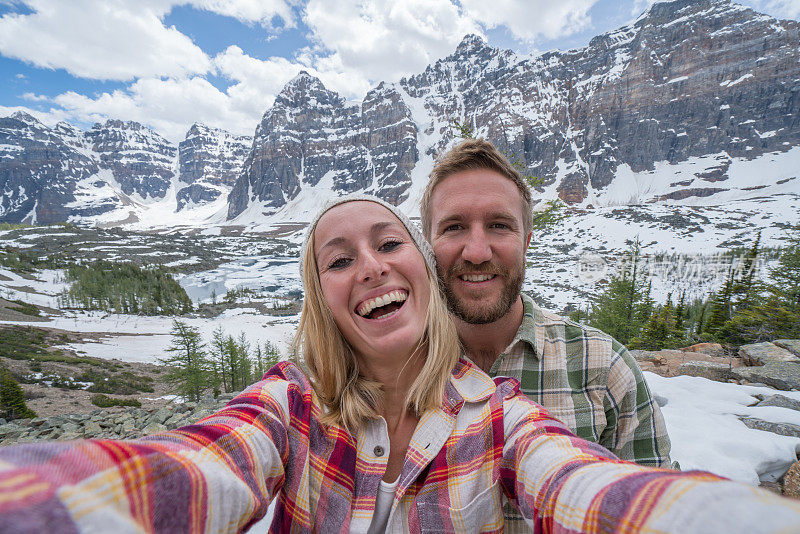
[160,320,209,402]
[0,367,37,420]
[588,240,652,344]
[770,224,800,312]
[705,265,735,335]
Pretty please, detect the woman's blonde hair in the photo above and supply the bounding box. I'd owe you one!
[291,221,459,432]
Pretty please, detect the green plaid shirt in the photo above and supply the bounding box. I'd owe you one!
[489,293,671,467]
[493,294,671,532]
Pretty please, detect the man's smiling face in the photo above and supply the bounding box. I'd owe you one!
[429,168,531,324]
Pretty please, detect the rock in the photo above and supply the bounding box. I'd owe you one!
[120,419,136,434]
[61,422,80,434]
[142,422,167,435]
[164,413,186,428]
[83,421,103,436]
[733,362,800,391]
[739,342,800,366]
[677,361,734,382]
[740,417,800,438]
[152,407,173,425]
[755,395,800,412]
[774,340,800,358]
[784,461,800,499]
[679,342,725,358]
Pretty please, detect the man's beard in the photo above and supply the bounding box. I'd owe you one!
[439,258,525,325]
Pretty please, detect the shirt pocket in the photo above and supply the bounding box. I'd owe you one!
[416,483,503,533]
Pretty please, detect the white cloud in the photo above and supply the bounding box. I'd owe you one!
[460,0,600,41]
[746,0,800,19]
[21,92,50,102]
[0,0,211,81]
[303,0,481,84]
[0,0,297,81]
[190,0,297,27]
[53,76,258,141]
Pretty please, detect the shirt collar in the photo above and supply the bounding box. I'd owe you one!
[445,358,497,409]
[507,293,545,361]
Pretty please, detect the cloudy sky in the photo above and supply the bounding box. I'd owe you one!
[1,0,798,142]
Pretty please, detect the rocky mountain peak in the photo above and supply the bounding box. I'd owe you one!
[274,71,344,110]
[8,111,41,126]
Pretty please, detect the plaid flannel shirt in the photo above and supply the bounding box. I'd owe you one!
[489,293,671,467]
[3,359,800,533]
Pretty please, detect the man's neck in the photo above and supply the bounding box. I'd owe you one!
[455,295,525,374]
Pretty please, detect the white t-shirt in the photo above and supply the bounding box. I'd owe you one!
[367,477,400,534]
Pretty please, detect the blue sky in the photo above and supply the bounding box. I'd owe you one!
[1,0,798,142]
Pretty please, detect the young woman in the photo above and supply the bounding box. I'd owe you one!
[1,195,800,533]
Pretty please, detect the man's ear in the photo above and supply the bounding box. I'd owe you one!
[524,231,532,250]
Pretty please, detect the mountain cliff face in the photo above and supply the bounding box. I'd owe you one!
[227,74,418,219]
[0,112,114,224]
[228,0,800,221]
[0,117,251,224]
[1,0,797,226]
[177,124,251,210]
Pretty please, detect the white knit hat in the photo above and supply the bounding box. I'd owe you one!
[299,194,435,282]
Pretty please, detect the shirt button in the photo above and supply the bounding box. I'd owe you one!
[374,446,385,457]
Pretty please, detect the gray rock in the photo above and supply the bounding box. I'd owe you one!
[83,421,103,435]
[677,361,734,382]
[740,417,800,438]
[733,362,800,391]
[142,422,167,435]
[755,394,800,412]
[739,342,800,366]
[773,340,800,358]
[61,422,80,434]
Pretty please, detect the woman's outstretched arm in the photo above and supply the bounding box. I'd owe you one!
[498,380,800,533]
[0,375,296,533]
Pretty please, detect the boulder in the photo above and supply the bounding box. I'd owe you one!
[733,362,800,391]
[679,342,725,358]
[784,461,800,499]
[740,417,800,438]
[677,361,734,382]
[755,394,800,412]
[739,342,800,366]
[774,340,800,359]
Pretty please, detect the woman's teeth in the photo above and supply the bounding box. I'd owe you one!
[461,274,494,282]
[357,290,408,317]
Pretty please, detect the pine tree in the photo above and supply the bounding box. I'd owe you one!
[770,224,800,312]
[0,367,37,420]
[159,320,209,402]
[588,240,652,344]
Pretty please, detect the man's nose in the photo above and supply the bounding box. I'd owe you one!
[358,249,389,282]
[461,227,492,265]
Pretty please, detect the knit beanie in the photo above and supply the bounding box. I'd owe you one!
[299,194,435,282]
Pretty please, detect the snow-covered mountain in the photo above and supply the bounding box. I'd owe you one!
[0,114,252,225]
[1,0,798,227]
[230,0,800,223]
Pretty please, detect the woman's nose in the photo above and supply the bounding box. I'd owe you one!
[358,250,388,282]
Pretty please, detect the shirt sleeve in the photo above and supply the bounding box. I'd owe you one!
[499,384,800,533]
[0,375,295,533]
[600,339,672,467]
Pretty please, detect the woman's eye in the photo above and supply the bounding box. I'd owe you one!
[379,240,402,252]
[328,257,351,269]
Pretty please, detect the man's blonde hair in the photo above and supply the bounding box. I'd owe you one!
[420,138,533,239]
[292,229,460,432]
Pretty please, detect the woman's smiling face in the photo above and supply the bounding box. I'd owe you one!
[314,201,430,363]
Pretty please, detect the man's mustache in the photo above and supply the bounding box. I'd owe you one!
[445,261,506,278]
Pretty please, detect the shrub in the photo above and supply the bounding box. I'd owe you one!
[90,394,141,408]
[0,367,37,419]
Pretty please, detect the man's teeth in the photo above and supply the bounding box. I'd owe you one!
[357,290,408,317]
[461,274,494,282]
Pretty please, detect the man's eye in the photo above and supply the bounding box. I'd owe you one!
[443,224,463,232]
[490,223,510,230]
[328,257,351,269]
[379,240,402,252]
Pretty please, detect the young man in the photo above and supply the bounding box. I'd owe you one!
[421,138,671,467]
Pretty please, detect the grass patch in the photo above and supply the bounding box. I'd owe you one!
[0,326,115,367]
[90,394,141,408]
[77,369,155,395]
[7,299,41,317]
